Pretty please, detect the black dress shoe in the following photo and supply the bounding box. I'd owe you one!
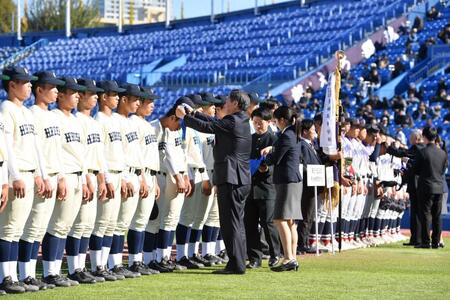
[246,261,261,269]
[270,260,299,272]
[403,242,418,246]
[268,257,280,267]
[414,244,431,249]
[212,268,245,275]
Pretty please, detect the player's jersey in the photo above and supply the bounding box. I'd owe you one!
[76,112,106,172]
[95,111,126,172]
[113,113,142,169]
[200,132,215,171]
[130,115,159,172]
[0,115,8,185]
[376,154,396,182]
[152,120,187,176]
[185,127,205,170]
[53,109,86,174]
[31,105,63,175]
[0,101,39,173]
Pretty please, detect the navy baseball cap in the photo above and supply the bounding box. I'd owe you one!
[33,71,65,86]
[97,80,125,93]
[140,87,159,100]
[248,92,265,104]
[200,92,222,105]
[77,78,104,93]
[59,77,86,92]
[1,66,37,81]
[120,83,147,98]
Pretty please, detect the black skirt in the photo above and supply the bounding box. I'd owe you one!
[274,182,303,220]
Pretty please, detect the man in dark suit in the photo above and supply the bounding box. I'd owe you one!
[176,90,251,274]
[245,108,280,269]
[413,126,447,248]
[387,129,425,246]
[298,119,323,253]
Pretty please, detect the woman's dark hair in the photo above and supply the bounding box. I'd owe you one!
[274,106,300,142]
[300,119,314,136]
[251,108,272,121]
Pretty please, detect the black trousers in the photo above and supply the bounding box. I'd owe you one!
[244,196,281,263]
[419,192,442,246]
[217,183,251,273]
[298,186,315,249]
[408,189,421,244]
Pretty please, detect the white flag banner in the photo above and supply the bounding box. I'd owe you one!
[320,72,337,155]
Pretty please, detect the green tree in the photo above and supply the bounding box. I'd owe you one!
[0,0,15,33]
[26,0,101,32]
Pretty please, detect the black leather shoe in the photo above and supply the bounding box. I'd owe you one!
[403,242,418,246]
[270,260,299,272]
[414,244,431,249]
[246,261,261,269]
[212,268,245,275]
[268,257,280,267]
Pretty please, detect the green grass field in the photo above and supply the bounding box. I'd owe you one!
[10,239,450,300]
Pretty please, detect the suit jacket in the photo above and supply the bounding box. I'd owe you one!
[389,143,425,192]
[265,125,302,184]
[414,143,448,194]
[299,139,322,187]
[251,131,277,200]
[184,111,251,186]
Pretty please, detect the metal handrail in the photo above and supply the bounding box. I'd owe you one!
[0,39,49,70]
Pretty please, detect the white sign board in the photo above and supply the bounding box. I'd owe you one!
[326,166,334,189]
[307,165,325,187]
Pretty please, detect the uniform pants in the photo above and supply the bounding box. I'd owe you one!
[0,171,35,242]
[21,174,58,243]
[129,172,156,231]
[47,173,83,239]
[114,172,140,235]
[205,194,220,228]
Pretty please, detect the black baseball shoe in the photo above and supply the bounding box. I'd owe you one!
[42,274,71,287]
[0,276,25,294]
[22,276,48,290]
[0,289,5,295]
[166,258,187,271]
[189,254,208,267]
[203,254,221,265]
[148,260,172,273]
[68,269,96,284]
[81,268,104,283]
[177,256,202,269]
[129,261,157,275]
[218,250,229,263]
[157,258,175,271]
[111,265,141,278]
[91,266,118,281]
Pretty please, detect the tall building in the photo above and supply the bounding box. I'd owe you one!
[96,0,166,25]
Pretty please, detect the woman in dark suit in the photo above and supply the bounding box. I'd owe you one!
[261,106,302,272]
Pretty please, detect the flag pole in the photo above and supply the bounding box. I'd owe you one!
[335,50,344,253]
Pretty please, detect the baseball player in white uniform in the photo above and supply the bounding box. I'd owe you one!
[0,66,46,294]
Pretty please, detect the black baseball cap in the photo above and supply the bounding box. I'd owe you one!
[33,71,65,86]
[349,118,362,128]
[59,77,86,92]
[140,87,160,100]
[175,96,196,109]
[119,83,147,98]
[77,78,104,93]
[97,80,126,93]
[248,92,265,104]
[1,66,38,81]
[186,94,205,107]
[366,124,380,134]
[200,92,222,105]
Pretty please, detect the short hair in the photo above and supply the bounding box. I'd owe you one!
[1,80,10,93]
[301,119,314,134]
[313,113,323,126]
[260,101,276,110]
[251,108,272,121]
[422,126,438,142]
[229,89,250,111]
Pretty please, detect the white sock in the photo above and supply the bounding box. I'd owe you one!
[30,259,37,278]
[207,242,215,255]
[90,250,102,272]
[201,242,208,257]
[128,254,139,267]
[18,261,32,281]
[67,256,79,275]
[215,240,225,255]
[108,254,115,270]
[156,248,164,262]
[78,253,87,270]
[165,247,172,260]
[0,262,9,282]
[55,259,62,275]
[101,247,111,267]
[176,244,186,261]
[143,252,155,265]
[115,253,122,266]
[43,260,57,277]
[9,261,18,281]
[187,243,195,258]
